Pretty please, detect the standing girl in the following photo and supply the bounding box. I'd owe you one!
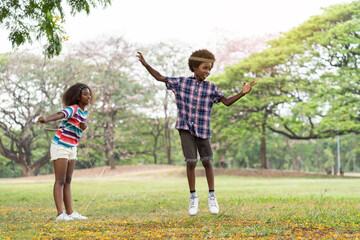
[38,83,94,221]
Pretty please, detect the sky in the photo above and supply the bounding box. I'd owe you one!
[0,0,354,54]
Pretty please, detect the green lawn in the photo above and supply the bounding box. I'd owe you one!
[1,168,360,239]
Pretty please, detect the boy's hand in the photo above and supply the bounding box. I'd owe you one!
[80,122,87,130]
[38,116,46,123]
[136,52,148,67]
[242,81,257,94]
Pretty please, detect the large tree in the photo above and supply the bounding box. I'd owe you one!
[0,52,70,176]
[212,1,360,169]
[0,0,111,57]
[72,36,149,169]
[139,42,191,165]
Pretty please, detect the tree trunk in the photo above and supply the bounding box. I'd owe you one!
[164,119,171,165]
[286,138,299,171]
[104,150,110,166]
[109,137,115,170]
[153,138,158,164]
[19,163,35,176]
[164,92,172,165]
[260,124,267,169]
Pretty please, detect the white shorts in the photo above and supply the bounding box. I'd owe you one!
[50,143,77,161]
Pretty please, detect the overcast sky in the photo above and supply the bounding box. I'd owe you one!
[0,0,353,54]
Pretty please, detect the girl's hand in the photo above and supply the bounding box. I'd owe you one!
[38,116,46,123]
[80,122,87,130]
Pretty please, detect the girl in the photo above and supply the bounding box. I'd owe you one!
[38,83,94,221]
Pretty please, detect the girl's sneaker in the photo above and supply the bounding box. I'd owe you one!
[67,211,88,220]
[56,213,73,221]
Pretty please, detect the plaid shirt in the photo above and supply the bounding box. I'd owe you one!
[165,75,224,139]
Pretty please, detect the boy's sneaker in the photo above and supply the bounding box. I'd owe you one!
[188,197,199,216]
[208,197,219,215]
[67,211,88,220]
[56,212,73,221]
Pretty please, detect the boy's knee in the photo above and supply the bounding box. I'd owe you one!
[187,162,197,170]
[202,160,212,168]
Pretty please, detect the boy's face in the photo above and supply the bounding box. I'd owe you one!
[193,62,212,81]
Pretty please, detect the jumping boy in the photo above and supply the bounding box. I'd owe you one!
[137,49,256,216]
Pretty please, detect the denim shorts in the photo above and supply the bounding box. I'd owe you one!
[50,143,77,161]
[178,130,213,162]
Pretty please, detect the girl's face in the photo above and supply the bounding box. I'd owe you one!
[79,88,91,106]
[193,62,212,81]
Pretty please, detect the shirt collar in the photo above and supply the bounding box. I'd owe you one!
[190,75,206,83]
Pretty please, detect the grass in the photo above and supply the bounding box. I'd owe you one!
[1,169,360,239]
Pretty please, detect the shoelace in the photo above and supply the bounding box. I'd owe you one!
[209,197,217,207]
[189,198,197,208]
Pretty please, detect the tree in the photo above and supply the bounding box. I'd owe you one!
[0,0,111,57]
[72,36,148,169]
[0,52,69,176]
[266,1,360,138]
[140,42,191,165]
[212,1,360,169]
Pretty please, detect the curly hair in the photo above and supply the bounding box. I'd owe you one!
[188,49,216,72]
[62,83,95,107]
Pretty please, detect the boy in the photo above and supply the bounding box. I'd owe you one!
[137,49,256,216]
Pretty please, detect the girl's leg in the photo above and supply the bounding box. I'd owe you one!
[53,159,69,216]
[63,159,76,215]
[202,160,214,190]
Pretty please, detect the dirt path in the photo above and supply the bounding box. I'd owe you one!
[2,164,352,182]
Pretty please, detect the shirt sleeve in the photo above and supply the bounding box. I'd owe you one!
[165,77,181,92]
[61,106,76,119]
[213,84,224,103]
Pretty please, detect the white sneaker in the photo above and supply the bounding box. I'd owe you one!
[67,211,88,220]
[188,197,199,216]
[56,213,73,221]
[208,197,219,215]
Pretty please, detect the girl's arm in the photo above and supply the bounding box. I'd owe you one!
[137,52,165,82]
[38,112,65,123]
[220,81,257,106]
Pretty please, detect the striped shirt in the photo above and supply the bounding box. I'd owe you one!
[165,75,224,139]
[52,105,88,148]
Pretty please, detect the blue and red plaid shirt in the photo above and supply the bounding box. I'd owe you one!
[165,75,224,139]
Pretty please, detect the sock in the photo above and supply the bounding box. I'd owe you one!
[209,190,215,198]
[190,191,198,199]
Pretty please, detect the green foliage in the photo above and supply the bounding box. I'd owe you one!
[0,0,111,57]
[211,1,360,169]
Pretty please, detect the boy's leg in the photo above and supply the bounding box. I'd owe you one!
[201,160,214,191]
[63,159,76,215]
[53,158,69,216]
[196,137,214,190]
[179,130,199,216]
[186,162,197,191]
[179,130,198,191]
[197,137,219,214]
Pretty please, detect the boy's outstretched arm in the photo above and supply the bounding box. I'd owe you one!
[137,52,165,82]
[38,112,65,124]
[220,81,257,106]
